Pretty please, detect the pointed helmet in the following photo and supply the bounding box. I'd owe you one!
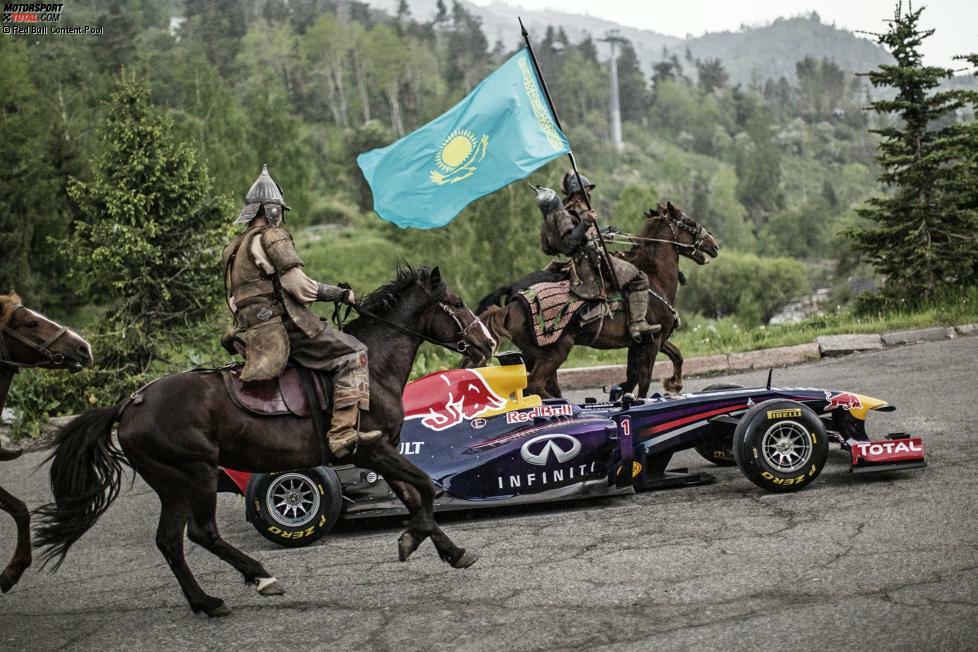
[235,164,291,226]
[561,171,596,199]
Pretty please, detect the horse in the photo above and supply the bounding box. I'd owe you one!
[472,270,687,394]
[34,266,496,617]
[478,202,718,398]
[0,292,93,593]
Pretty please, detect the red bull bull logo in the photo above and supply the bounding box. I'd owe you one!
[403,369,505,431]
[825,391,863,411]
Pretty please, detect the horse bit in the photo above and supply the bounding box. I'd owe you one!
[0,305,70,370]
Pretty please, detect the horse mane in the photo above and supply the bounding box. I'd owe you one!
[0,292,21,327]
[359,265,442,316]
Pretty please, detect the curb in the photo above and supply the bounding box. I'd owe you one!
[558,322,978,391]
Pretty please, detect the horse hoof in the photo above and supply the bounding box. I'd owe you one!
[256,577,285,596]
[0,447,22,462]
[0,573,12,594]
[451,550,479,569]
[205,601,232,618]
[398,532,418,562]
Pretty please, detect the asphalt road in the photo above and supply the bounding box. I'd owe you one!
[1,337,977,651]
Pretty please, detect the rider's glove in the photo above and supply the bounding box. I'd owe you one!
[316,282,348,303]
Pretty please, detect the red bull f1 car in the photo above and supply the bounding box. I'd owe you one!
[219,354,926,547]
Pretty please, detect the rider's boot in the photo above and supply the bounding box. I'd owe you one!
[328,404,382,458]
[627,290,661,341]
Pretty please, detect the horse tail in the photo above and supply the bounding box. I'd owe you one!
[33,404,128,571]
[475,285,512,315]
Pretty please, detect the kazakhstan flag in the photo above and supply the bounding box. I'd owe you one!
[357,49,571,229]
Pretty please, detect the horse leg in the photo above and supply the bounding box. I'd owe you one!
[386,479,475,569]
[621,344,641,395]
[0,484,30,593]
[155,495,230,617]
[545,372,562,398]
[637,339,661,398]
[353,441,476,568]
[527,337,573,399]
[186,480,283,597]
[661,339,684,394]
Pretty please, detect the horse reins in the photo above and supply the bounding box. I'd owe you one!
[0,305,70,370]
[337,289,479,354]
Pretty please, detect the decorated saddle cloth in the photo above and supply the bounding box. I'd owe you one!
[517,281,622,347]
[222,362,332,417]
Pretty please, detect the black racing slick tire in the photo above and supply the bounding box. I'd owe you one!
[732,399,828,493]
[693,384,741,466]
[246,467,343,547]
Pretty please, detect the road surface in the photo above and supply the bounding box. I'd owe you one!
[1,337,976,650]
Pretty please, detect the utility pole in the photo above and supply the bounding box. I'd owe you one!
[602,29,627,153]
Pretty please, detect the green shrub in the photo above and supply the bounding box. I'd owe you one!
[681,251,809,323]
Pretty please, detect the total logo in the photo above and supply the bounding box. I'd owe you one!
[505,404,574,424]
[853,438,924,463]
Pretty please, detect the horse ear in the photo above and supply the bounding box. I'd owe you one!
[430,266,443,290]
[666,201,678,216]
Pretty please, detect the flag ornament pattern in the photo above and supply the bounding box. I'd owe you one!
[357,49,571,229]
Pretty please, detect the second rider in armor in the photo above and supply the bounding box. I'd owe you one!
[537,171,659,340]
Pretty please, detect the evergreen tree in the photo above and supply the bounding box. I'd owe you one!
[697,58,729,93]
[847,3,978,297]
[616,40,649,123]
[67,75,231,372]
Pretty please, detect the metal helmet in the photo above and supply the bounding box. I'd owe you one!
[561,171,596,198]
[235,164,290,226]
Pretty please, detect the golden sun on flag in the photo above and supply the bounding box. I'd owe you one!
[431,129,489,185]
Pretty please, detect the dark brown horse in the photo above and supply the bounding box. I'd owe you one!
[480,203,718,398]
[0,292,92,593]
[34,267,496,617]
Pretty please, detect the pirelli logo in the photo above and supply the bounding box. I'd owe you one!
[767,408,802,419]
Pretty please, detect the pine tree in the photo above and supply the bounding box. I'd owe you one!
[847,3,978,298]
[67,74,231,372]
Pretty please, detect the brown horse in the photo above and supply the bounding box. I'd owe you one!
[0,292,92,593]
[480,203,718,398]
[34,267,496,617]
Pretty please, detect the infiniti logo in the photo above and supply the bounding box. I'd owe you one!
[520,434,582,466]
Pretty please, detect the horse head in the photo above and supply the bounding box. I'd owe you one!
[359,266,496,364]
[0,293,93,372]
[642,201,719,265]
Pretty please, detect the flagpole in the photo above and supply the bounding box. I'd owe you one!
[519,17,622,292]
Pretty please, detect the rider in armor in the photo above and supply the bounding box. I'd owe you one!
[222,165,382,458]
[537,171,659,340]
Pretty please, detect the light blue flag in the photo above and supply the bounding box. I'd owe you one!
[357,49,571,229]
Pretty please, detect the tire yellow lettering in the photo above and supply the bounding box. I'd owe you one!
[317,483,325,495]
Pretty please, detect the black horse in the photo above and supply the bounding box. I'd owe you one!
[34,267,495,617]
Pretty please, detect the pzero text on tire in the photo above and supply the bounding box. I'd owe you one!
[732,399,828,493]
[245,467,343,547]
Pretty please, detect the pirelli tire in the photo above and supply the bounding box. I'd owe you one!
[245,467,343,547]
[732,399,828,493]
[692,383,741,467]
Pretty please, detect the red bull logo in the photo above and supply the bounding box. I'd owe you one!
[403,369,505,431]
[825,391,863,411]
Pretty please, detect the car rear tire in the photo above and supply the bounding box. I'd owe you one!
[693,384,741,467]
[245,467,343,547]
[732,399,828,493]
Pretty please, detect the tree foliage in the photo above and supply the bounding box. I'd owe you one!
[847,3,978,299]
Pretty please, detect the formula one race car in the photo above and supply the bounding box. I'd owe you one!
[219,353,925,547]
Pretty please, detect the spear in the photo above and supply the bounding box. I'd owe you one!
[519,17,622,292]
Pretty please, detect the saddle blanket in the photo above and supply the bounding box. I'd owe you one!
[517,281,621,347]
[222,363,332,417]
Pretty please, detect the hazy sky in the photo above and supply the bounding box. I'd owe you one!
[469,0,977,69]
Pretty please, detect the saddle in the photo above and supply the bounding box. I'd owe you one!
[517,281,623,347]
[222,362,332,417]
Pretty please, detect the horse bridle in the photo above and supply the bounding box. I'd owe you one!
[341,285,483,354]
[0,305,70,369]
[605,211,711,253]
